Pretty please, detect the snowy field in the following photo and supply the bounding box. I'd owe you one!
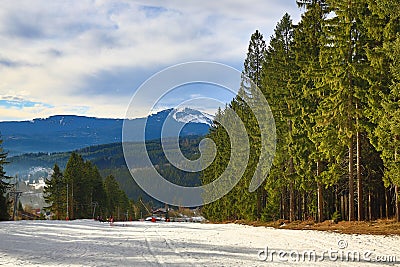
[0,220,399,266]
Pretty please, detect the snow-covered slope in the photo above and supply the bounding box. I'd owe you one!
[0,220,399,266]
[171,107,214,125]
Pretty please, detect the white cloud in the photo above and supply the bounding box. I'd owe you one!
[0,0,301,121]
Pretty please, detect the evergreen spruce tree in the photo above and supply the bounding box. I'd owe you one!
[242,30,266,219]
[88,164,107,218]
[63,152,85,219]
[293,0,335,222]
[44,164,66,220]
[201,30,268,222]
[262,13,299,221]
[320,0,371,221]
[201,108,231,221]
[243,30,266,89]
[383,36,400,221]
[104,174,128,219]
[82,161,107,218]
[373,36,400,221]
[366,0,400,221]
[0,138,11,221]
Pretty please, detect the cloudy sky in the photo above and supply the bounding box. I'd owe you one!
[0,0,302,121]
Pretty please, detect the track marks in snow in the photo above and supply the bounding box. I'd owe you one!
[155,226,199,266]
[144,226,165,266]
[1,220,400,266]
[143,224,199,266]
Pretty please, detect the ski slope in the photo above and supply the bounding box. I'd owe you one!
[0,220,399,266]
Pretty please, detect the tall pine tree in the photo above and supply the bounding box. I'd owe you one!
[44,164,66,220]
[0,138,11,221]
[294,0,330,222]
[262,13,299,221]
[242,30,267,219]
[63,153,85,219]
[367,0,400,221]
[320,0,370,221]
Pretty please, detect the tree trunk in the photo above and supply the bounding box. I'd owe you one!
[356,130,363,221]
[256,181,267,220]
[341,194,345,221]
[379,193,383,219]
[66,183,69,220]
[300,193,304,220]
[385,188,389,219]
[289,179,295,222]
[262,186,267,215]
[317,184,323,221]
[303,192,307,220]
[368,191,372,221]
[346,3,355,221]
[256,189,262,220]
[71,182,74,220]
[333,186,338,217]
[288,119,295,222]
[344,193,348,221]
[281,188,288,220]
[348,139,355,221]
[280,191,284,220]
[395,147,400,222]
[316,160,324,222]
[396,185,400,222]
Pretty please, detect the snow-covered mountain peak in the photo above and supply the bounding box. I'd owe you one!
[171,107,214,125]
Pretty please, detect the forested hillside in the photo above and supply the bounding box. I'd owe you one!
[7,136,203,202]
[201,0,400,223]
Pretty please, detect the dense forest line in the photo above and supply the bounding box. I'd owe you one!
[0,136,204,220]
[42,135,204,220]
[43,153,132,220]
[5,136,203,199]
[201,0,400,223]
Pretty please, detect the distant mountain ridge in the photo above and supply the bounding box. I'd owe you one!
[0,108,213,155]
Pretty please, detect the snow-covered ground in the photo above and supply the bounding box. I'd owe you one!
[0,220,399,266]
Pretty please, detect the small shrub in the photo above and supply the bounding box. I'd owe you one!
[331,211,341,224]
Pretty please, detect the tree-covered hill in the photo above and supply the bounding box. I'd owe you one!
[5,136,203,202]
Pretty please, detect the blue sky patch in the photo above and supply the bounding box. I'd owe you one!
[139,5,168,18]
[0,99,53,110]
